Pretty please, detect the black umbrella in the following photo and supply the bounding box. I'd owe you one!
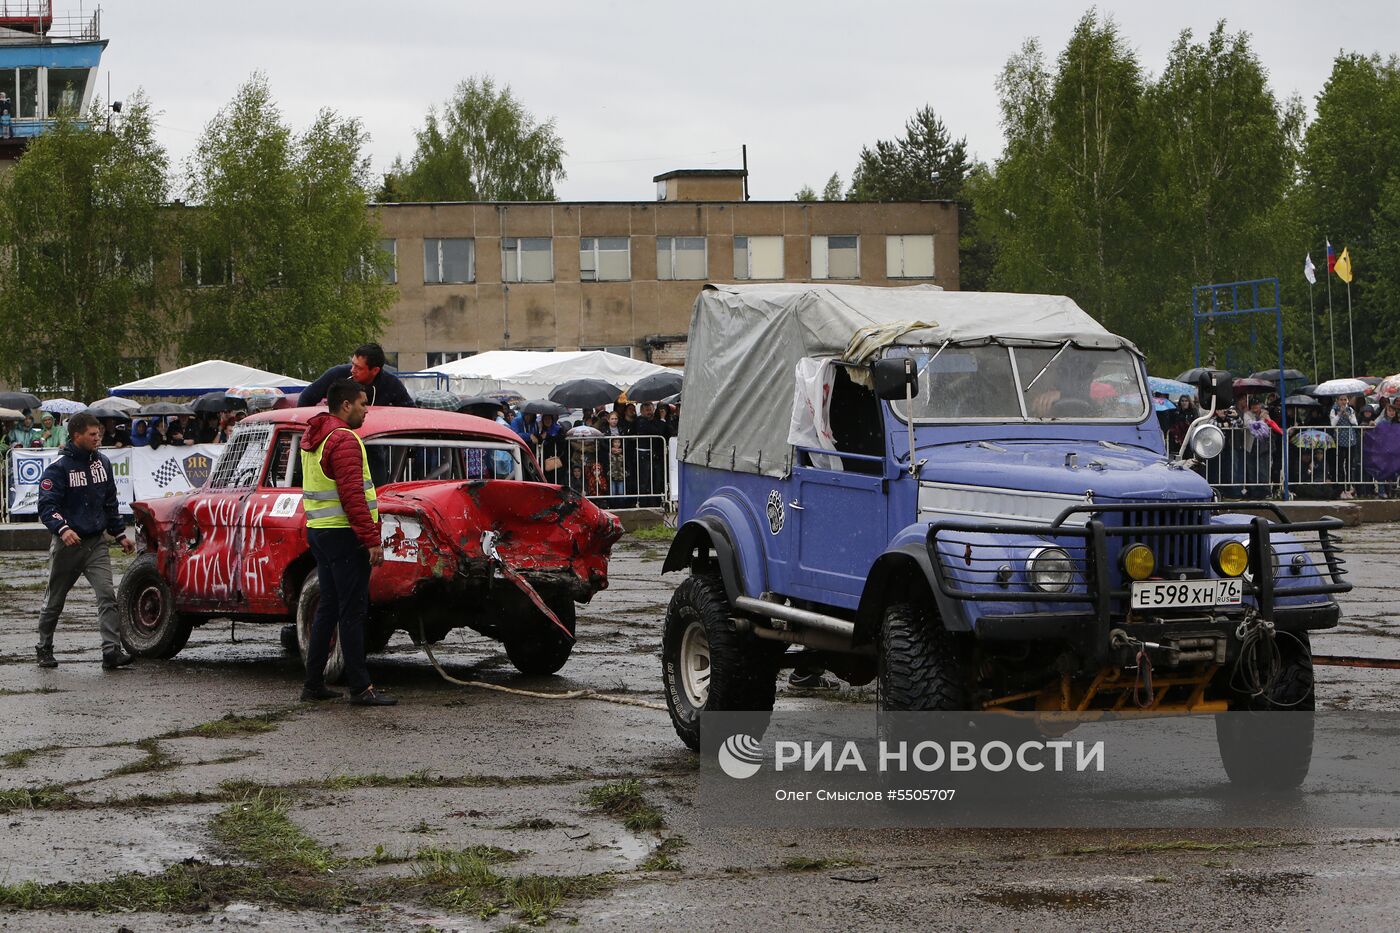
[1175,368,1232,385]
[84,407,131,422]
[135,402,196,417]
[193,391,245,414]
[0,391,42,411]
[1248,368,1308,386]
[522,399,568,417]
[1284,395,1323,407]
[626,370,684,403]
[458,394,505,409]
[1298,384,1320,397]
[547,378,621,409]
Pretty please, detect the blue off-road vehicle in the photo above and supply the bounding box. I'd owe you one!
[661,284,1349,783]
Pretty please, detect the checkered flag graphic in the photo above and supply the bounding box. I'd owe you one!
[152,457,183,488]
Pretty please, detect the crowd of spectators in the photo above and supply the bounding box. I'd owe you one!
[508,401,679,507]
[1157,390,1400,499]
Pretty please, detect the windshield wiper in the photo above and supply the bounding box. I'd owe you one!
[1023,340,1071,392]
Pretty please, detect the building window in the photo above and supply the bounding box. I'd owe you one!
[811,235,859,280]
[734,235,784,280]
[45,68,89,116]
[657,236,707,280]
[424,238,474,284]
[581,346,634,358]
[580,237,631,282]
[656,180,668,201]
[886,235,935,279]
[426,350,473,368]
[0,71,15,114]
[181,247,232,286]
[502,237,553,283]
[376,238,397,284]
[18,67,39,118]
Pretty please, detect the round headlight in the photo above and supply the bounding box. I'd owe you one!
[1028,546,1073,593]
[1121,544,1155,581]
[1189,424,1226,460]
[1241,542,1280,583]
[1213,540,1249,578]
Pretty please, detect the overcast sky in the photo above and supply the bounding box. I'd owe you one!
[92,0,1396,201]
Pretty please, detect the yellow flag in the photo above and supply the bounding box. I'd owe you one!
[1336,247,1354,283]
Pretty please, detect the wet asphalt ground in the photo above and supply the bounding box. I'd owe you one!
[2,527,1400,931]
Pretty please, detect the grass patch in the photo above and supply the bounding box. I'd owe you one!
[108,738,177,777]
[782,855,864,871]
[2,745,56,769]
[583,780,664,833]
[629,524,676,542]
[0,686,61,697]
[0,861,338,912]
[639,835,687,872]
[411,845,610,926]
[0,785,79,811]
[164,709,293,739]
[211,789,338,873]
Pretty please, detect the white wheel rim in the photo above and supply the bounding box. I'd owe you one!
[679,620,711,708]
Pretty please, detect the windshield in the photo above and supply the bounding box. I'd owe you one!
[887,344,1148,422]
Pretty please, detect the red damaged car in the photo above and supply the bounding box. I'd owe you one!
[117,407,623,679]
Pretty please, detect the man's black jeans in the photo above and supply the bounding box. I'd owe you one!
[305,527,372,694]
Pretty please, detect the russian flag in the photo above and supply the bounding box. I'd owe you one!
[1327,239,1337,273]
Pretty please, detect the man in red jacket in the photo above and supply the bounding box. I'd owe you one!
[299,378,396,706]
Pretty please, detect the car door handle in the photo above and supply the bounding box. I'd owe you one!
[789,499,804,510]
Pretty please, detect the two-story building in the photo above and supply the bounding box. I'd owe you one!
[373,168,959,369]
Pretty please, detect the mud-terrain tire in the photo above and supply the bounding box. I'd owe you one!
[279,624,299,653]
[296,574,345,685]
[877,602,969,711]
[662,573,779,752]
[1216,632,1315,789]
[119,554,194,659]
[503,595,577,676]
[365,624,395,655]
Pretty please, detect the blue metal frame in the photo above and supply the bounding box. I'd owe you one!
[1190,277,1290,499]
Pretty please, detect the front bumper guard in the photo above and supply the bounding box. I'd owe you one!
[927,501,1351,667]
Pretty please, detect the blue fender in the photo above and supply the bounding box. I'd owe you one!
[854,523,972,642]
[662,489,770,604]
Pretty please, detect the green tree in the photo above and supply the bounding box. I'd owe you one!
[794,183,817,202]
[847,105,969,202]
[0,92,167,399]
[177,74,394,377]
[1141,23,1304,373]
[380,76,565,202]
[1295,53,1400,374]
[821,172,844,201]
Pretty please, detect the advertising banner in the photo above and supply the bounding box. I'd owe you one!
[7,445,223,516]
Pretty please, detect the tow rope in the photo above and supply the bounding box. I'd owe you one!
[417,536,665,711]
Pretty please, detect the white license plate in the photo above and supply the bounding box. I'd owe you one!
[1130,578,1242,610]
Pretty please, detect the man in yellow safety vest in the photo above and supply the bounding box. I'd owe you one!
[298,378,396,706]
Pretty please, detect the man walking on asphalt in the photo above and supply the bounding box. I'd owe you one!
[299,378,396,706]
[35,412,135,669]
[298,342,415,408]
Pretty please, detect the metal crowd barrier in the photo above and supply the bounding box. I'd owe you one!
[529,433,674,509]
[1191,423,1397,500]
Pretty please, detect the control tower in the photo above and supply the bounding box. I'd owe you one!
[0,2,106,163]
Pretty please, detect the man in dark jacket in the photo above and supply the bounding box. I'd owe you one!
[299,342,414,408]
[35,412,135,669]
[298,378,395,706]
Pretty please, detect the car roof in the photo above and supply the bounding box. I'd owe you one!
[241,406,522,445]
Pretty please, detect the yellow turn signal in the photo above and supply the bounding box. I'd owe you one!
[1121,544,1156,581]
[1213,540,1249,578]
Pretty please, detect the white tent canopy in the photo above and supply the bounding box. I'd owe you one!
[427,350,676,400]
[110,360,311,398]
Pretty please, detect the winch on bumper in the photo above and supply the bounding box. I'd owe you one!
[928,501,1351,680]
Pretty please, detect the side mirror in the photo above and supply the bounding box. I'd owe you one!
[1196,369,1232,412]
[873,358,919,401]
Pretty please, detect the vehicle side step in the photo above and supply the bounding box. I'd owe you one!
[733,596,855,638]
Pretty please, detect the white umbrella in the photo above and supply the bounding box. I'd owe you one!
[41,398,87,415]
[0,407,24,420]
[88,396,140,413]
[566,425,604,438]
[1312,378,1370,397]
